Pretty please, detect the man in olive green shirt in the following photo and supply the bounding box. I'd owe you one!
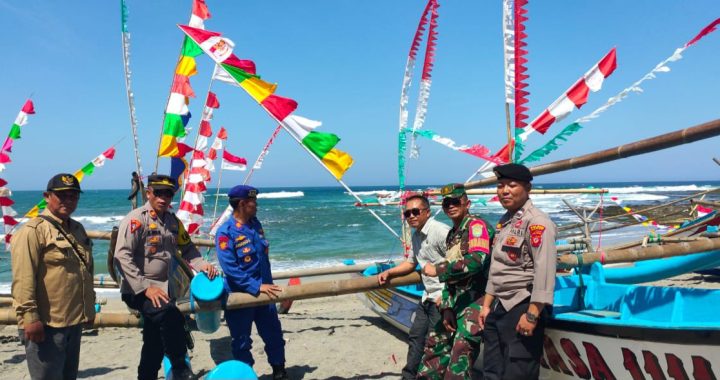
[11,173,95,380]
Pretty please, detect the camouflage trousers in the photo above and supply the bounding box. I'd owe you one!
[416,302,483,380]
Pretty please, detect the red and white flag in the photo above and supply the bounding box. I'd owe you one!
[221,150,247,171]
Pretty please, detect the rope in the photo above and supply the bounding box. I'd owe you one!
[595,193,604,251]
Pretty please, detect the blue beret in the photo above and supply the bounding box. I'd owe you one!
[228,185,259,199]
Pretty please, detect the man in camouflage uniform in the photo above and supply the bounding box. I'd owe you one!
[418,183,494,379]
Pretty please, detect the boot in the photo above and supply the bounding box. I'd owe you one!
[171,366,195,380]
[272,364,289,380]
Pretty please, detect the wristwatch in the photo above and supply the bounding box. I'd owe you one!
[525,312,538,324]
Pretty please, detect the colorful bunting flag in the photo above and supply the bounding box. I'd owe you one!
[158,0,212,158]
[284,115,353,179]
[179,24,354,181]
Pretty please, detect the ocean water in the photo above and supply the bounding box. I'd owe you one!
[1,181,719,288]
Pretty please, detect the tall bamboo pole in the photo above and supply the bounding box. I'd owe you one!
[462,119,720,190]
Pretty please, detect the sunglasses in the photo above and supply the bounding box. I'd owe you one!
[403,208,427,218]
[152,189,175,198]
[442,197,463,209]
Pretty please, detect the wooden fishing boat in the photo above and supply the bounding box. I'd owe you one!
[360,252,720,379]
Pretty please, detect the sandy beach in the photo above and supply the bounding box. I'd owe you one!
[0,279,411,379]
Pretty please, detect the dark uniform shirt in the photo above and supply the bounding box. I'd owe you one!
[486,199,557,311]
[216,216,272,296]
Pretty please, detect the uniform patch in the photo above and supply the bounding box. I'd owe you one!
[514,219,523,228]
[235,235,247,242]
[244,255,252,263]
[148,236,161,244]
[149,223,158,230]
[149,210,157,220]
[496,223,502,230]
[501,235,523,262]
[529,224,546,247]
[148,246,157,254]
[130,219,142,233]
[467,220,490,254]
[218,236,229,250]
[242,247,251,254]
[236,239,250,247]
[177,222,191,246]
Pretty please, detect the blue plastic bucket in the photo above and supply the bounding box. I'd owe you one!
[206,360,258,379]
[162,355,192,380]
[190,272,225,333]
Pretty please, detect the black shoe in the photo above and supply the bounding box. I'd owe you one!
[172,366,195,380]
[272,364,289,380]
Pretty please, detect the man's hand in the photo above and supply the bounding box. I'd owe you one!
[434,296,442,307]
[24,321,45,343]
[259,284,283,299]
[478,307,491,330]
[423,263,437,277]
[145,286,170,308]
[515,313,537,337]
[377,271,391,285]
[200,262,219,279]
[442,309,457,332]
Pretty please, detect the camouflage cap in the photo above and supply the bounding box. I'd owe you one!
[440,183,466,198]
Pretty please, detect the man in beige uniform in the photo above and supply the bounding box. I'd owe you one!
[479,163,557,380]
[114,174,217,380]
[11,173,95,380]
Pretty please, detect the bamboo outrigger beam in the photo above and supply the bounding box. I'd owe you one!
[0,308,142,327]
[691,199,720,209]
[174,238,720,313]
[92,260,404,288]
[557,237,720,270]
[360,188,608,205]
[461,119,720,189]
[176,272,423,314]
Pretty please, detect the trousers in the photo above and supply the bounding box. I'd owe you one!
[482,300,549,380]
[402,300,441,379]
[123,293,189,380]
[225,304,285,367]
[20,324,82,380]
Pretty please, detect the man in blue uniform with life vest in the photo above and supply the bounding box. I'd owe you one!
[215,185,288,380]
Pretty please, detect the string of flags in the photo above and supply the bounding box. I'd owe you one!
[0,100,35,247]
[397,0,439,189]
[518,18,720,165]
[179,24,354,180]
[609,196,678,232]
[24,147,117,218]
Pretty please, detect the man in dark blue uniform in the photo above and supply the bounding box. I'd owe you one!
[215,185,288,380]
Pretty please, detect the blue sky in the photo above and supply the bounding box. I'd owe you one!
[0,1,718,190]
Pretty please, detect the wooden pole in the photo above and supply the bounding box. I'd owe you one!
[0,309,142,328]
[557,237,720,270]
[93,260,406,288]
[463,119,720,189]
[176,272,422,313]
[691,199,720,209]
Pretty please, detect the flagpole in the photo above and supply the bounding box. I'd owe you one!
[180,74,217,200]
[256,107,400,239]
[120,0,144,186]
[211,150,225,224]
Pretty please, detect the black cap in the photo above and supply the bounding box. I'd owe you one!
[46,173,82,192]
[147,174,177,191]
[493,163,533,183]
[440,183,466,198]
